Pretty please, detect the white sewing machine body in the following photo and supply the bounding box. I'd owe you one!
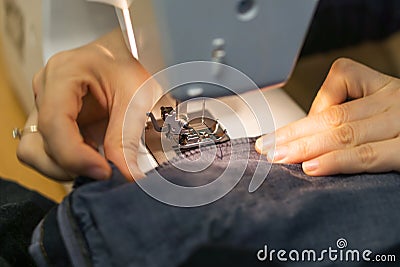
[127,0,318,100]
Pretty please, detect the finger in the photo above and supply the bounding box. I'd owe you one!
[18,131,75,181]
[38,76,111,180]
[268,109,400,163]
[309,58,392,115]
[103,64,153,181]
[255,90,392,154]
[17,109,74,181]
[302,137,400,176]
[32,68,45,108]
[104,104,146,181]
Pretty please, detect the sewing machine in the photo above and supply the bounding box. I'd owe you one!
[0,0,318,172]
[90,0,319,170]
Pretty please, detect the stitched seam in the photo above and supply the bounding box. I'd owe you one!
[155,137,258,171]
[39,214,55,267]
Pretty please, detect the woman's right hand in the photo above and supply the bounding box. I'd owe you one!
[17,29,157,181]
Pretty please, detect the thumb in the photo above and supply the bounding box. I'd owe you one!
[103,71,160,181]
[104,100,147,181]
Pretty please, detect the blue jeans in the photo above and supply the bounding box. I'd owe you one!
[30,137,400,267]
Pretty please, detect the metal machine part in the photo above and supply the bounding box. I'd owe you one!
[145,104,230,164]
[83,0,318,168]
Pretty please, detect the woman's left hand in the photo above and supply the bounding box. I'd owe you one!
[256,58,400,176]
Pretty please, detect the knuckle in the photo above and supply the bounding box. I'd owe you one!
[334,124,356,146]
[42,52,72,87]
[330,58,353,76]
[323,105,348,127]
[37,111,61,139]
[389,86,400,99]
[46,51,72,69]
[356,144,377,167]
[32,70,43,96]
[16,141,35,165]
[379,82,398,100]
[283,126,298,141]
[44,51,79,78]
[295,139,310,158]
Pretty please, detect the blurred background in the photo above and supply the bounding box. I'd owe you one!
[0,0,116,202]
[0,42,66,202]
[0,0,399,202]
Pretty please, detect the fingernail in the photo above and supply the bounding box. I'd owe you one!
[267,146,288,162]
[89,167,110,180]
[303,160,319,172]
[255,134,274,153]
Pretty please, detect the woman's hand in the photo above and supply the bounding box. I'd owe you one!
[17,29,155,181]
[256,58,400,175]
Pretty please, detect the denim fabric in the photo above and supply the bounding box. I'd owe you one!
[31,137,400,267]
[0,178,55,267]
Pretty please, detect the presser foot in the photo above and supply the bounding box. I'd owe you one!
[145,106,230,164]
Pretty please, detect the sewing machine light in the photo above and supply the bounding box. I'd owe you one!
[87,0,133,9]
[87,0,138,59]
